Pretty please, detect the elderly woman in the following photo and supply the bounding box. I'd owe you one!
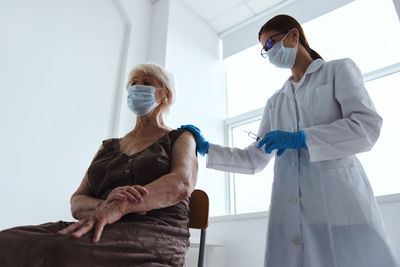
[0,63,198,267]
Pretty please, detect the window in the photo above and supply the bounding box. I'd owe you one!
[229,119,275,214]
[359,72,400,196]
[225,45,290,118]
[225,0,400,215]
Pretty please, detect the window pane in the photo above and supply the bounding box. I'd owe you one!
[302,0,400,74]
[225,46,290,117]
[358,72,400,195]
[232,120,274,213]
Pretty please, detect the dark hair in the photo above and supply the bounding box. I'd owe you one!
[258,14,323,60]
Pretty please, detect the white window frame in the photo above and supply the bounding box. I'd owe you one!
[224,108,264,214]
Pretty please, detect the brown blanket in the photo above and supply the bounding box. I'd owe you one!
[0,130,192,267]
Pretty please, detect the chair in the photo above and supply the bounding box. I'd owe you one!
[188,189,209,267]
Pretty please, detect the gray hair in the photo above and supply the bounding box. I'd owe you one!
[126,63,176,110]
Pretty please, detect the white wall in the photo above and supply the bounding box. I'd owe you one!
[117,0,153,136]
[0,0,228,230]
[187,195,400,267]
[0,0,152,230]
[163,0,228,217]
[147,0,170,66]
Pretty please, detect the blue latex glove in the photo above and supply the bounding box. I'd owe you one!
[178,124,210,156]
[257,130,306,156]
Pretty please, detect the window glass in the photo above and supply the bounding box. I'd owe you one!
[231,120,274,213]
[302,0,400,74]
[225,47,290,117]
[358,72,400,196]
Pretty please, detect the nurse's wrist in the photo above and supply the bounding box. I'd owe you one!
[297,130,307,148]
[198,141,210,156]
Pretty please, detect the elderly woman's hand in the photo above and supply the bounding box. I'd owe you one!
[58,200,126,243]
[106,185,148,203]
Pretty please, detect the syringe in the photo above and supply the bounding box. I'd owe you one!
[238,127,262,141]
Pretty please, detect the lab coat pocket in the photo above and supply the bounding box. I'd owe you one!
[321,165,376,225]
[312,84,341,124]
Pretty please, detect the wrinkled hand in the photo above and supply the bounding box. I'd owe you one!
[257,130,306,156]
[106,185,148,203]
[58,201,126,243]
[178,124,209,156]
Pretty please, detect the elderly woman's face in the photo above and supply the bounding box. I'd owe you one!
[129,71,163,88]
[129,71,167,103]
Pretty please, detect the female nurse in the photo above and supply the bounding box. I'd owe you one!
[180,14,400,267]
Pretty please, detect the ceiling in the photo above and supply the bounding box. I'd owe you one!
[179,0,287,35]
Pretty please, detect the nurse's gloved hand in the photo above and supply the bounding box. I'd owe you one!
[178,124,210,156]
[257,130,306,156]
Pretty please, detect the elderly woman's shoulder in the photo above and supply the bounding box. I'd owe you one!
[168,129,193,142]
[94,138,118,154]
[102,138,118,147]
[171,129,197,149]
[170,130,197,157]
[175,128,196,138]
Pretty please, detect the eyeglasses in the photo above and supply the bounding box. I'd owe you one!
[260,32,287,58]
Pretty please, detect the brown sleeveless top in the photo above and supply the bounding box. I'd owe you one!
[87,129,193,227]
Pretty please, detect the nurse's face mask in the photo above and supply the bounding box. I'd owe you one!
[261,30,298,69]
[127,85,166,117]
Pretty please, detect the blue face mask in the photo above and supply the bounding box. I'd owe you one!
[267,31,298,69]
[127,85,163,117]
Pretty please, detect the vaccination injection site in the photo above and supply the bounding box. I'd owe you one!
[1,0,400,266]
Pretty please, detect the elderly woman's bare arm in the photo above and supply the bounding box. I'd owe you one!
[70,145,147,220]
[70,174,108,220]
[70,145,148,220]
[121,131,198,215]
[70,145,105,220]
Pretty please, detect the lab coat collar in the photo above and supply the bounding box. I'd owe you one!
[281,59,325,96]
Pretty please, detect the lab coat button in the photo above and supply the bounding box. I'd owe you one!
[124,169,130,174]
[291,197,297,204]
[293,236,301,246]
[128,158,133,163]
[291,161,297,167]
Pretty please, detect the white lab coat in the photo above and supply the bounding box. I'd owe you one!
[207,58,400,267]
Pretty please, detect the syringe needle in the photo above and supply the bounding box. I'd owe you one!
[238,127,261,141]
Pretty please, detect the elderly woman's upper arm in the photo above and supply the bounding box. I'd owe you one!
[170,131,198,190]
